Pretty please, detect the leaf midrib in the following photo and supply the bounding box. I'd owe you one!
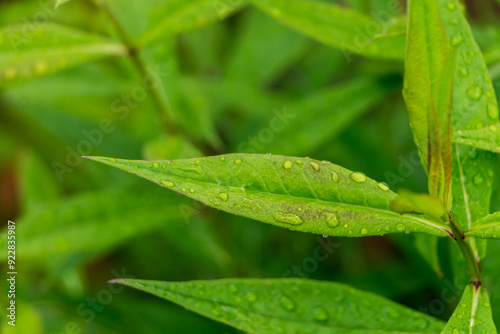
[156,169,450,234]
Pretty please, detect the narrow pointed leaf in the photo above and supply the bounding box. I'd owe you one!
[0,187,187,261]
[250,0,406,61]
[390,189,448,223]
[0,23,127,83]
[440,284,497,333]
[85,154,451,237]
[111,278,445,333]
[235,78,396,156]
[137,0,248,46]
[427,48,457,206]
[403,0,452,193]
[465,212,500,239]
[436,0,498,250]
[452,123,500,154]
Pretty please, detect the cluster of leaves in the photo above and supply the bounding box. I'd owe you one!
[1,0,500,333]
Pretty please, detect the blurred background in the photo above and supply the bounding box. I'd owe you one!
[0,0,500,333]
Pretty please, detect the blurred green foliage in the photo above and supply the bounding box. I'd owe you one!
[0,0,500,333]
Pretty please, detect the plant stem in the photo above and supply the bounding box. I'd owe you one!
[449,212,482,284]
[95,0,178,135]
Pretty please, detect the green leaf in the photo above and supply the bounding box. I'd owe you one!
[250,0,406,61]
[436,0,499,260]
[440,284,497,333]
[452,123,500,154]
[236,78,396,156]
[390,189,448,223]
[85,154,451,237]
[54,0,71,8]
[403,0,455,207]
[111,278,445,333]
[465,212,500,239]
[137,0,248,46]
[0,23,127,83]
[0,186,187,261]
[225,9,309,88]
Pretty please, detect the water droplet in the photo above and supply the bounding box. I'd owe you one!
[219,193,228,201]
[189,188,195,193]
[331,171,339,182]
[361,228,368,235]
[350,172,366,182]
[160,180,175,187]
[273,213,303,225]
[295,159,303,165]
[3,67,18,80]
[489,124,497,132]
[162,164,166,168]
[378,182,389,191]
[108,158,117,163]
[176,165,203,174]
[322,234,328,238]
[34,60,49,75]
[246,292,256,302]
[325,213,339,227]
[396,223,405,231]
[459,66,469,78]
[484,302,491,307]
[181,188,186,192]
[466,85,483,100]
[343,224,349,229]
[195,160,200,164]
[310,161,320,171]
[235,159,242,165]
[312,306,329,321]
[449,18,458,26]
[152,162,159,168]
[450,34,463,46]
[473,173,484,185]
[453,329,459,334]
[283,160,293,169]
[279,296,295,311]
[220,157,226,161]
[446,2,456,10]
[487,103,498,120]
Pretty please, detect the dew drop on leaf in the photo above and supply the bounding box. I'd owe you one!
[312,306,329,322]
[152,162,159,168]
[189,188,195,193]
[396,223,405,231]
[466,85,483,100]
[108,158,116,163]
[325,213,339,227]
[331,171,339,182]
[310,161,320,171]
[295,159,303,165]
[450,34,463,46]
[350,172,366,182]
[160,180,175,187]
[235,159,242,165]
[445,2,456,10]
[218,193,228,201]
[360,228,368,235]
[279,296,295,311]
[487,103,499,119]
[34,60,49,75]
[273,213,303,225]
[377,182,389,191]
[283,160,293,169]
[473,173,484,185]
